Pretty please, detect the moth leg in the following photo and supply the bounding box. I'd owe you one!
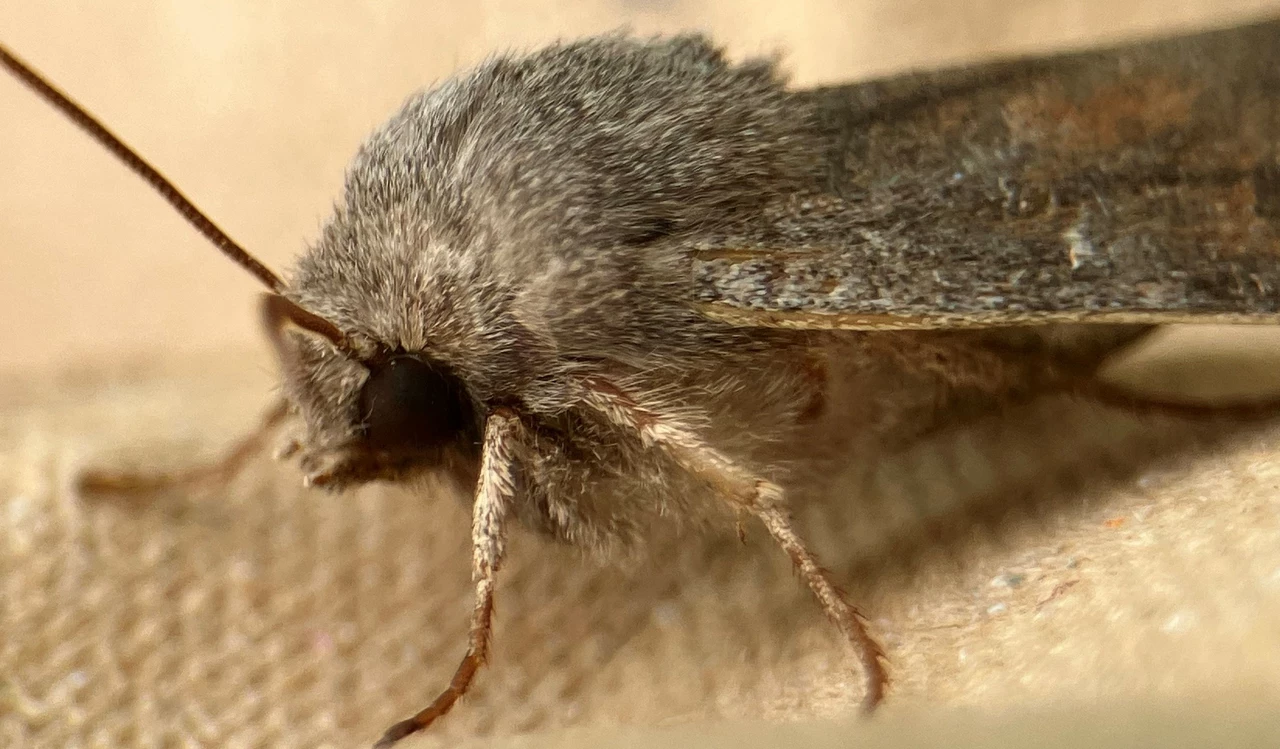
[892,331,1280,416]
[77,398,290,495]
[374,408,523,748]
[577,376,888,710]
[967,323,1160,378]
[1072,378,1280,420]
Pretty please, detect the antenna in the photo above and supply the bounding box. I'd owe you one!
[0,43,285,292]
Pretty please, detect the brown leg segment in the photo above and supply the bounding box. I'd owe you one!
[373,408,523,748]
[577,377,889,711]
[748,482,887,710]
[77,398,290,495]
[373,588,496,748]
[869,332,1280,443]
[1076,378,1280,421]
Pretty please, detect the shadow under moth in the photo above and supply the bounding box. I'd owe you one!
[3,16,1279,747]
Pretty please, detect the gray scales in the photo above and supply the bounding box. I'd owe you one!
[6,18,1280,749]
[693,19,1280,329]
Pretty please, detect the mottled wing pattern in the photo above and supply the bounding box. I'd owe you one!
[694,19,1280,330]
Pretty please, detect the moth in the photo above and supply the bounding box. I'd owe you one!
[4,17,1280,747]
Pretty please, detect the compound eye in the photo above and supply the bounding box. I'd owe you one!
[357,355,479,455]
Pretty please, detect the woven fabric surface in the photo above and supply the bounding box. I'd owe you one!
[3,329,1280,748]
[5,4,1280,747]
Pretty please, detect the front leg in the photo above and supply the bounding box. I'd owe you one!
[373,407,524,748]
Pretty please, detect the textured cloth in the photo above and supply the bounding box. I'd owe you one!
[6,3,1280,746]
[3,328,1280,748]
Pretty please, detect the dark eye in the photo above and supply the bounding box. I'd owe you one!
[358,355,481,455]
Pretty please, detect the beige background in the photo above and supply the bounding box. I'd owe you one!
[5,3,1280,749]
[3,0,1280,371]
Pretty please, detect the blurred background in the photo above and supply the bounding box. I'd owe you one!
[4,0,1280,373]
[6,5,1280,748]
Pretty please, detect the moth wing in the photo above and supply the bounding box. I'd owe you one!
[693,19,1280,330]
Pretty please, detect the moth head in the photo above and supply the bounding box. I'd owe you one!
[0,44,488,495]
[261,294,484,491]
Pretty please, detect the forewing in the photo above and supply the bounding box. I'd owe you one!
[693,19,1280,330]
